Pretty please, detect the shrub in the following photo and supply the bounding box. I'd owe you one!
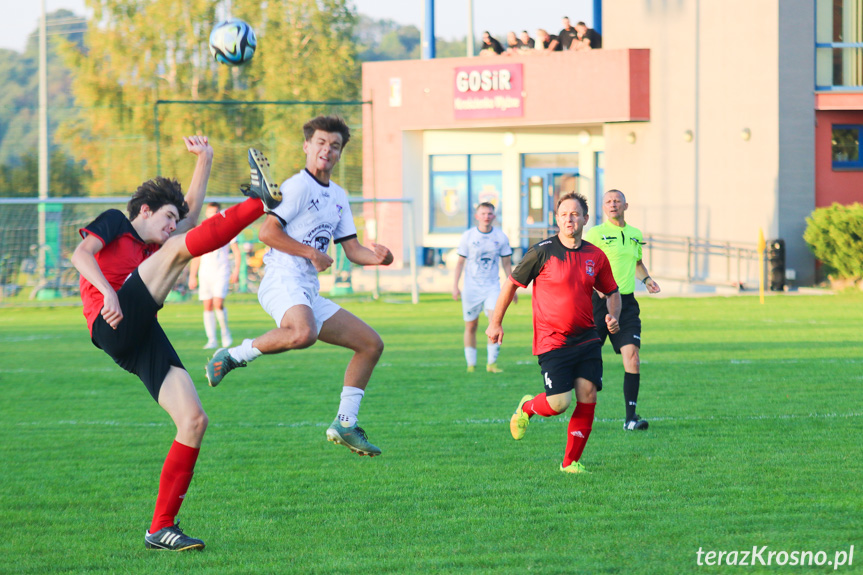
[803,202,863,280]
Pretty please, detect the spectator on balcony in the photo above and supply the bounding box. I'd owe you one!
[573,21,602,50]
[558,16,579,50]
[480,31,504,56]
[536,29,562,52]
[518,30,535,51]
[505,31,521,53]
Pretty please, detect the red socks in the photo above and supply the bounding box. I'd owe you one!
[523,393,562,418]
[563,402,595,467]
[184,198,264,257]
[149,441,200,534]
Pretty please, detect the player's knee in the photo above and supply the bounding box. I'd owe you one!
[181,409,208,439]
[547,393,571,413]
[163,235,191,263]
[280,325,318,351]
[365,332,384,359]
[578,386,597,404]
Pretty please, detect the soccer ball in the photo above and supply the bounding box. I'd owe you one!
[209,19,256,66]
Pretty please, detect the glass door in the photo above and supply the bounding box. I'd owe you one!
[521,168,578,249]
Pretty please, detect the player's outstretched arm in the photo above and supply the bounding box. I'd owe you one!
[258,216,334,272]
[341,237,393,266]
[175,135,214,235]
[71,234,123,329]
[486,281,518,344]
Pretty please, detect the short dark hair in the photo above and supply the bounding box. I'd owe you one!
[476,202,496,212]
[576,21,587,27]
[605,189,627,202]
[303,115,351,148]
[127,176,188,221]
[556,192,589,216]
[208,201,222,210]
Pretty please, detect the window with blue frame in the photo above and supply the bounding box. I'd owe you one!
[815,0,863,90]
[832,125,862,169]
[430,154,502,233]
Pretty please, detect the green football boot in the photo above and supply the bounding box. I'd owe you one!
[325,419,382,457]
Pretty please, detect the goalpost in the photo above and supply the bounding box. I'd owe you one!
[0,196,418,305]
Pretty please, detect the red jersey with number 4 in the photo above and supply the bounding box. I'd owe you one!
[78,209,160,333]
[509,236,618,355]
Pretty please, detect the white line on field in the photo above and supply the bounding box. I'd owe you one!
[7,411,863,430]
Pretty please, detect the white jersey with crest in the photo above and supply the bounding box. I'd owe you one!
[457,226,513,293]
[262,169,357,291]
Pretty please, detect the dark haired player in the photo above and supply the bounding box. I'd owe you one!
[584,189,660,430]
[71,136,281,551]
[486,192,620,474]
[206,115,393,457]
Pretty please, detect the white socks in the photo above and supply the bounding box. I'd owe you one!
[465,347,477,367]
[215,308,231,345]
[487,343,501,365]
[203,311,217,343]
[337,386,365,427]
[229,339,263,363]
[466,345,500,366]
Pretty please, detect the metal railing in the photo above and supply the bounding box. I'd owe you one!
[643,233,762,288]
[519,226,763,289]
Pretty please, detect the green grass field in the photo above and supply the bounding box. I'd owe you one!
[2,292,862,574]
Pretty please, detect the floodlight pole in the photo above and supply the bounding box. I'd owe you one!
[38,0,49,276]
[422,0,435,59]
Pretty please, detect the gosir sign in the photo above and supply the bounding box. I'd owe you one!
[453,63,523,119]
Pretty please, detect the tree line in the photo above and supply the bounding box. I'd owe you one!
[0,1,468,198]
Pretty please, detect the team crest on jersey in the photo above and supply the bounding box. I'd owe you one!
[585,259,595,276]
[336,204,344,216]
[308,198,320,211]
[304,223,335,252]
[314,236,330,252]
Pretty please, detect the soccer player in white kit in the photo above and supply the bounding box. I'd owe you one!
[205,115,393,457]
[452,202,514,373]
[189,203,241,349]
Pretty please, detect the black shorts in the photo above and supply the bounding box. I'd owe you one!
[593,292,641,354]
[91,270,184,402]
[537,338,604,395]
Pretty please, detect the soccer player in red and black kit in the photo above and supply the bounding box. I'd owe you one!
[486,192,621,474]
[71,136,281,550]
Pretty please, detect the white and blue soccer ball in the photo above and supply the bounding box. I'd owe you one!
[209,19,256,66]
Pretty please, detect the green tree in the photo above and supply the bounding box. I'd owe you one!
[57,0,360,196]
[0,9,82,169]
[0,149,88,198]
[803,203,863,281]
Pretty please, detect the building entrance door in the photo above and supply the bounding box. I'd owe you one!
[521,168,578,250]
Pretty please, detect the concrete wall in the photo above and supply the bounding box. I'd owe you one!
[603,0,793,283]
[777,0,816,285]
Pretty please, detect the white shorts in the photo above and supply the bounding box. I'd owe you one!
[462,285,500,322]
[257,269,340,335]
[198,272,230,301]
